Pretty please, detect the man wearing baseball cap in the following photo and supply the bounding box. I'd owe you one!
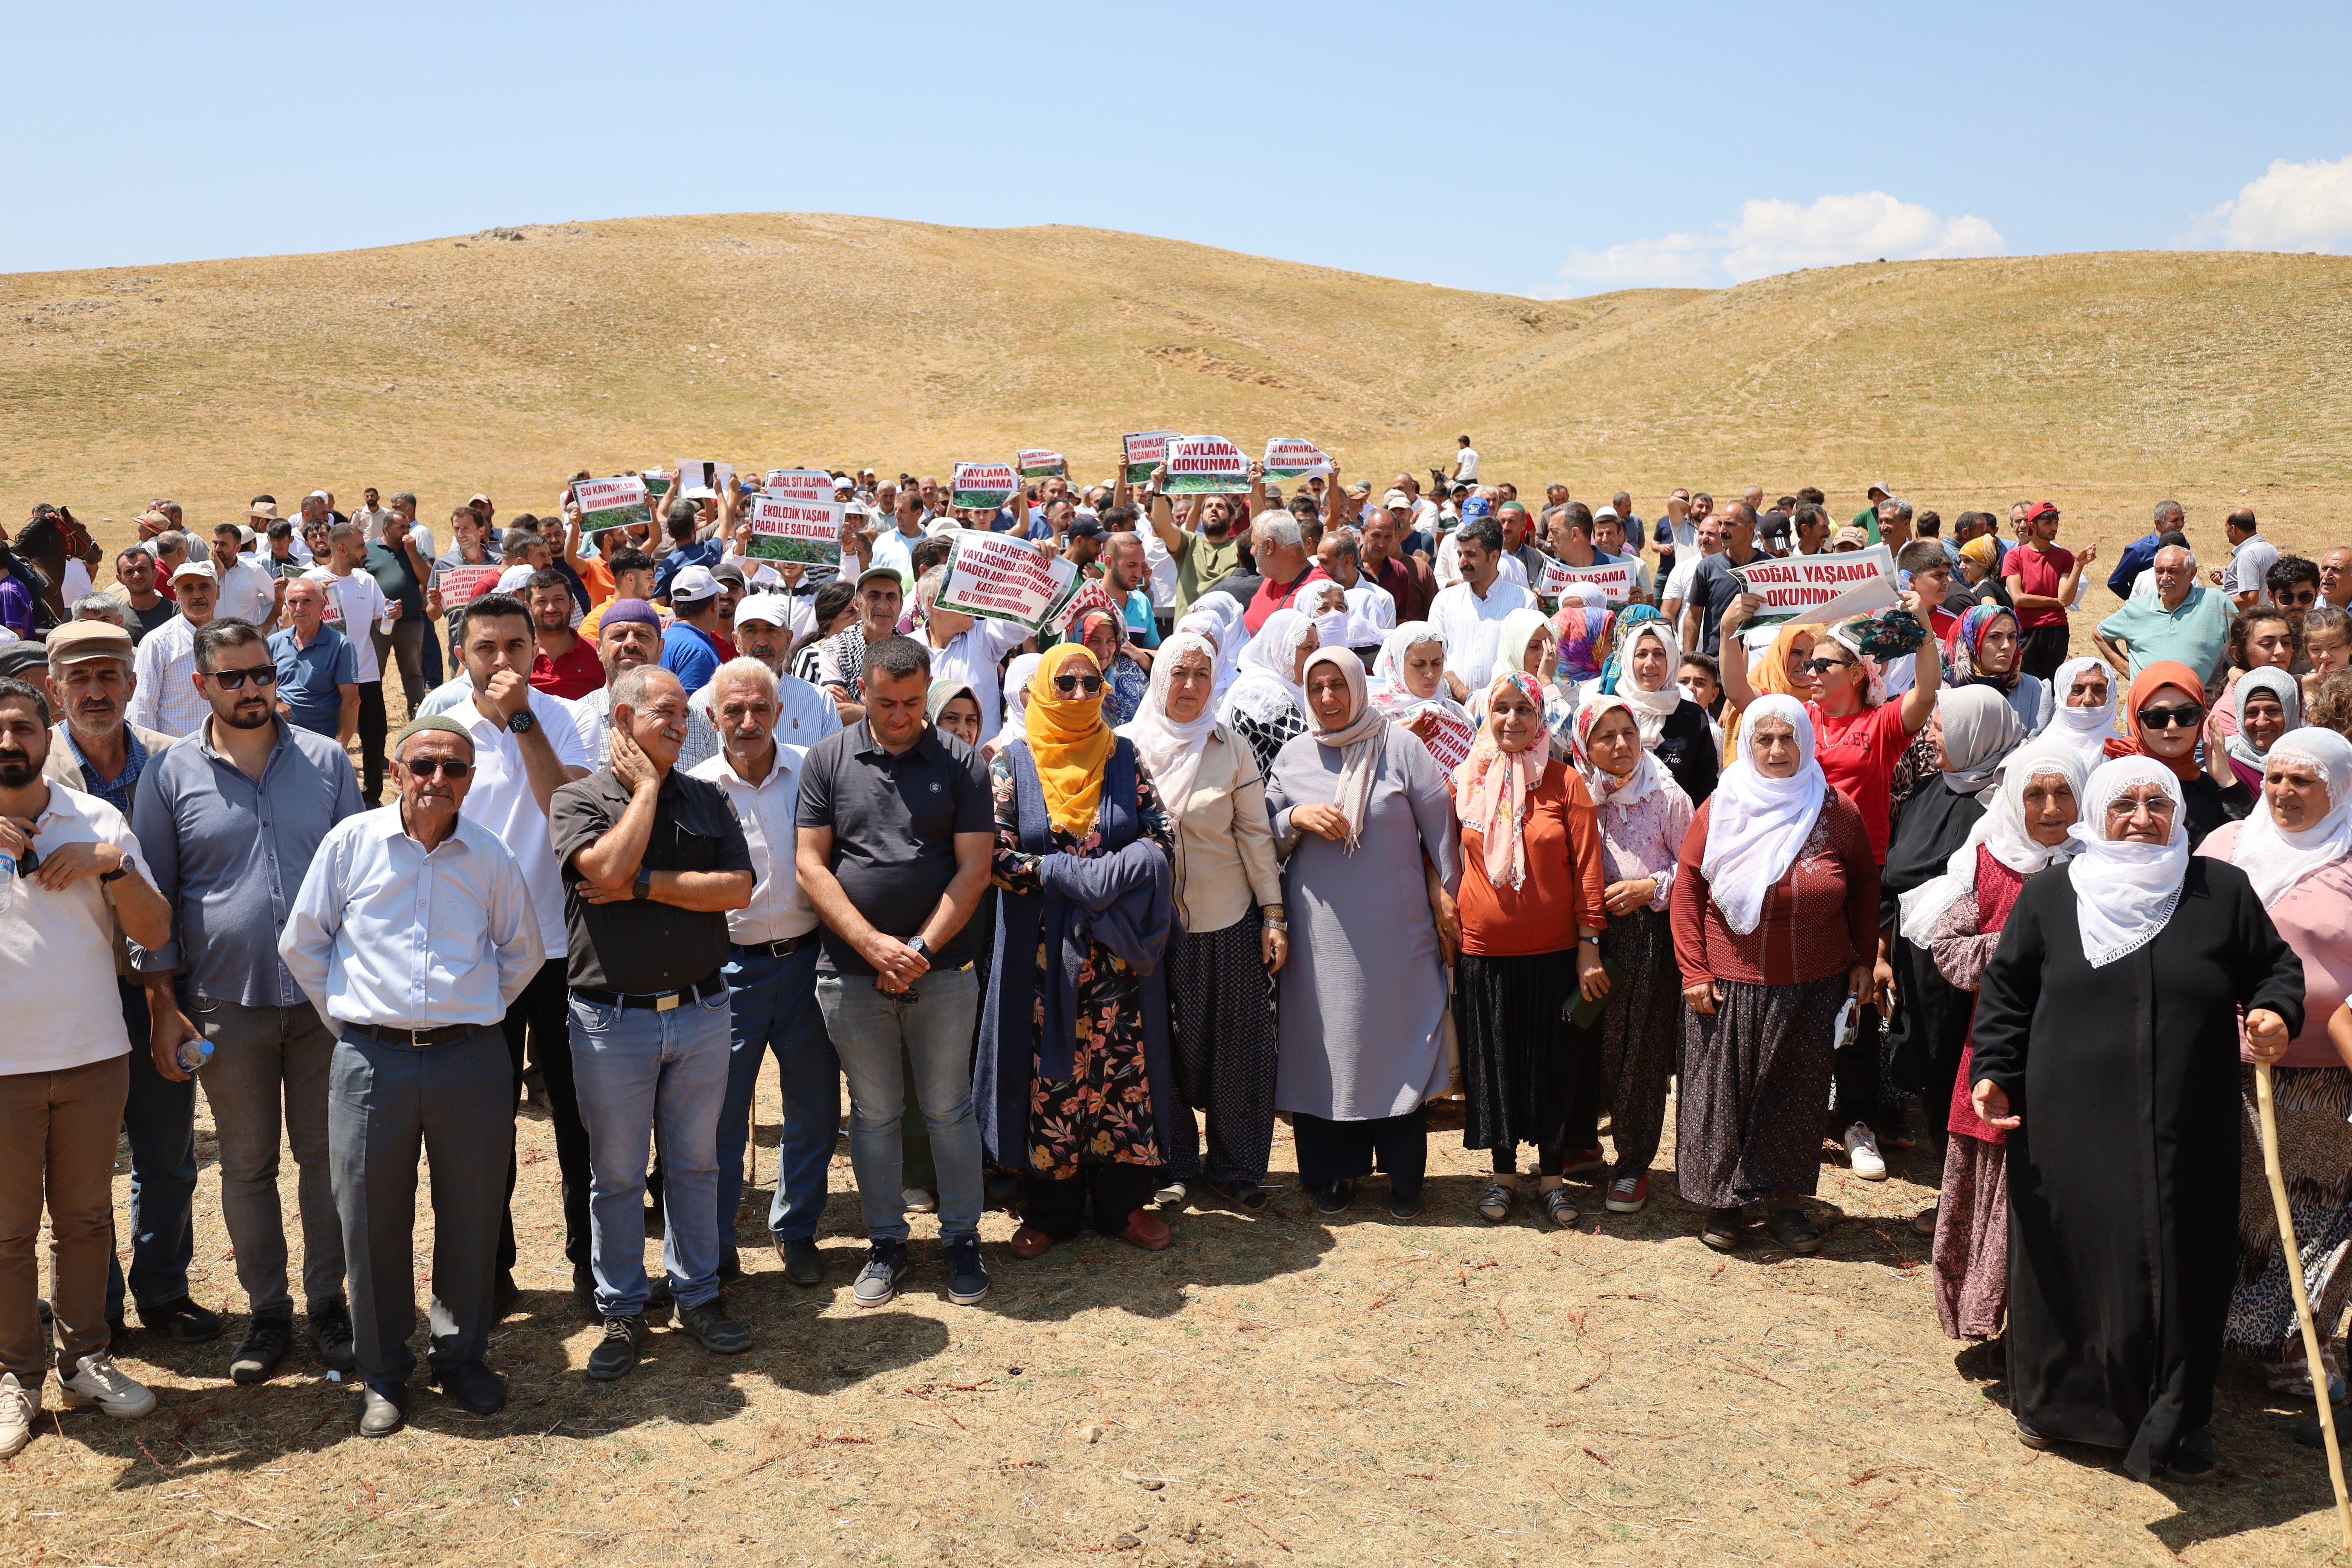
[658,567,731,695]
[1851,481,1893,544]
[127,560,224,740]
[815,567,906,724]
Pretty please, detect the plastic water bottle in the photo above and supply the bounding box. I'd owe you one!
[178,1037,213,1074]
[0,848,15,915]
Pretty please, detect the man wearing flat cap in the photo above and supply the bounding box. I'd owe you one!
[281,715,542,1437]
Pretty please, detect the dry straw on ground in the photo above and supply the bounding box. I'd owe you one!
[5,216,2350,1563]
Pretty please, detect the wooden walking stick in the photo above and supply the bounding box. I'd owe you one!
[2255,1058,2352,1554]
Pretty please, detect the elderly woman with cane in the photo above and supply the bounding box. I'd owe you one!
[1971,755,2303,1481]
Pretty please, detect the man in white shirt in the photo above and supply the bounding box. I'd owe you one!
[2220,508,2279,610]
[127,560,223,739]
[304,522,394,803]
[690,597,839,748]
[868,493,927,590]
[349,488,394,545]
[688,658,835,1284]
[280,715,542,1438]
[913,567,1034,736]
[1452,436,1480,484]
[0,677,175,1449]
[433,593,596,1313]
[1426,518,1533,698]
[208,522,281,630]
[1660,516,1725,632]
[1435,505,1531,592]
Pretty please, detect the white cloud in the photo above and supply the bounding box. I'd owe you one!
[2187,155,2352,251]
[1554,191,2006,293]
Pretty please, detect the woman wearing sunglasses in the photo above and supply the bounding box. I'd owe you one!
[977,645,1182,1258]
[1267,648,1462,1218]
[2102,661,2254,848]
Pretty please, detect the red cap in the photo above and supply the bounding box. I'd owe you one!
[2024,501,2060,524]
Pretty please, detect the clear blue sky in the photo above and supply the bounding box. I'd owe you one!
[11,1,2349,296]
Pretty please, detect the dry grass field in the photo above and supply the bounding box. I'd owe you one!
[7,216,2352,1564]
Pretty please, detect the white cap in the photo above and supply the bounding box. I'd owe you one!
[171,558,218,583]
[1593,506,1619,521]
[733,594,789,629]
[495,565,536,595]
[670,564,721,603]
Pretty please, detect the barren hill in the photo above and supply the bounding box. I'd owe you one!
[5,212,2350,550]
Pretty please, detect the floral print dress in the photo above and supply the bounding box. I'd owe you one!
[989,753,1178,1177]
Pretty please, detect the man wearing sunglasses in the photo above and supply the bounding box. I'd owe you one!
[280,716,543,1436]
[2095,544,2233,689]
[131,619,365,1388]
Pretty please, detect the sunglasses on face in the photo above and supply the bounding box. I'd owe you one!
[1052,674,1104,695]
[1801,657,1855,675]
[205,665,280,690]
[2279,589,2318,607]
[400,757,473,780]
[2135,704,2204,729]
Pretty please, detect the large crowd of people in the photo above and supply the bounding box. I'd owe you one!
[3,459,2352,1485]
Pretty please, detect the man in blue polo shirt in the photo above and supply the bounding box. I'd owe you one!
[658,567,730,694]
[2107,499,2187,600]
[268,577,358,744]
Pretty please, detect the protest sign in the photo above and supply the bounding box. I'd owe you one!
[1162,435,1251,496]
[748,495,844,567]
[1536,557,1637,606]
[1731,546,1899,630]
[672,459,735,498]
[435,564,502,608]
[936,533,1078,629]
[1369,686,1475,774]
[573,475,651,537]
[1016,449,1066,480]
[643,469,673,499]
[764,469,835,504]
[950,462,1018,510]
[1263,438,1332,481]
[1052,579,1122,639]
[1122,430,1180,484]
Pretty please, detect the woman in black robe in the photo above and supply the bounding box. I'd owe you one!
[1882,689,2022,1224]
[1971,755,2302,1481]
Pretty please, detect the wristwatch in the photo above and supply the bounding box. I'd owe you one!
[905,935,931,960]
[632,869,653,900]
[100,853,135,885]
[507,708,537,735]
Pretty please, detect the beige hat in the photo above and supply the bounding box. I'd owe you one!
[171,558,219,583]
[1382,488,1413,510]
[137,508,171,531]
[44,621,136,665]
[249,500,280,522]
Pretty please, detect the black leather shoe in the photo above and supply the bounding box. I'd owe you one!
[434,1360,507,1415]
[140,1296,225,1343]
[775,1237,823,1286]
[1314,1179,1355,1215]
[358,1384,407,1438]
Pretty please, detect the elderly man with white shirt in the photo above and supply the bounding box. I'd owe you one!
[281,715,542,1439]
[688,596,840,752]
[127,559,225,740]
[687,657,838,1285]
[1425,517,1534,700]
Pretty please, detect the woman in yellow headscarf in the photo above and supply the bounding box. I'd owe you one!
[1721,620,1821,768]
[975,644,1183,1259]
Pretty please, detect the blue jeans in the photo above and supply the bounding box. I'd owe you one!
[815,967,983,1245]
[105,979,198,1320]
[568,987,732,1315]
[717,945,834,1250]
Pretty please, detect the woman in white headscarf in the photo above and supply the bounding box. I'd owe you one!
[2217,664,2301,793]
[1972,756,2304,1481]
[1218,607,1321,776]
[1118,632,1287,1212]
[1468,607,1571,757]
[993,652,1042,754]
[1584,616,1718,805]
[2199,728,2352,1409]
[1174,602,1243,705]
[1903,741,2087,1348]
[1369,620,1473,763]
[2045,655,2118,773]
[1669,693,1883,1256]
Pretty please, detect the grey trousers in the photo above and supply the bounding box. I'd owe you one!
[329,1024,512,1390]
[191,997,345,1318]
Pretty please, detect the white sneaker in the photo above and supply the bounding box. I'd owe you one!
[0,1372,33,1457]
[1844,1123,1888,1181]
[900,1187,937,1214]
[58,1352,157,1419]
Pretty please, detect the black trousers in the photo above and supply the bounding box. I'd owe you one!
[1292,1109,1427,1201]
[499,957,592,1277]
[357,680,388,803]
[2018,623,2069,683]
[1020,1165,1158,1240]
[1831,1002,1891,1134]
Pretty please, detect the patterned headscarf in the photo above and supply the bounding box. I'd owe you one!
[1944,605,2021,695]
[1453,671,1548,891]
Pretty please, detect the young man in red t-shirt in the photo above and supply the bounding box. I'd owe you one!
[2000,502,2096,682]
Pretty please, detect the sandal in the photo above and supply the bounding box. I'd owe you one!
[1541,1187,1579,1229]
[1766,1206,1824,1255]
[1702,1206,1743,1251]
[1476,1181,1516,1223]
[1910,1205,1938,1238]
[1009,1226,1057,1260]
[1205,1178,1271,1213]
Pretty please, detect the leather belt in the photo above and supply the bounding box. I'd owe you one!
[570,972,728,1012]
[732,934,816,959]
[345,1021,486,1049]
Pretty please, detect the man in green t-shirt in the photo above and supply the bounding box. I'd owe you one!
[1850,480,1891,545]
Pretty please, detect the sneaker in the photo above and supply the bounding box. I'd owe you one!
[1605,1173,1649,1213]
[58,1353,157,1419]
[309,1300,357,1372]
[586,1315,649,1382]
[852,1241,910,1309]
[139,1296,225,1343]
[1844,1123,1887,1181]
[1153,1178,1188,1209]
[1563,1148,1608,1177]
[775,1236,824,1287]
[945,1237,991,1305]
[675,1297,752,1354]
[230,1313,294,1384]
[0,1373,35,1458]
[901,1187,938,1214]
